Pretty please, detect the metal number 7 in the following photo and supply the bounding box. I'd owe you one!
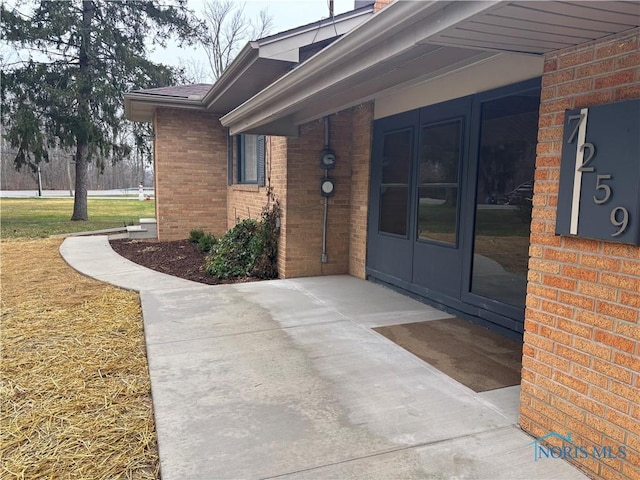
[567,113,586,144]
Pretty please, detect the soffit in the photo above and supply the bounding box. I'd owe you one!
[428,1,640,54]
[221,1,640,136]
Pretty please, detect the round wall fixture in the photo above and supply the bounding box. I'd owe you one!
[320,150,336,169]
[321,178,335,197]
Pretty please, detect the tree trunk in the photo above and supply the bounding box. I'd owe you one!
[71,144,89,220]
[71,0,94,221]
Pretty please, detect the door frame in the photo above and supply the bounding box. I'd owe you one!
[459,77,542,324]
[366,78,542,339]
[411,96,471,299]
[366,109,419,286]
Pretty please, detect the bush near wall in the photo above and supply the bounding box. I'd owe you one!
[205,200,280,279]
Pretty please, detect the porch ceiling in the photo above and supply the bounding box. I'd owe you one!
[428,1,640,54]
[220,0,640,136]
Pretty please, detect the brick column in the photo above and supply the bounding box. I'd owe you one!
[520,29,640,480]
[349,102,374,279]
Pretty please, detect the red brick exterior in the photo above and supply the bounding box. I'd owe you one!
[520,29,640,480]
[153,108,228,240]
[279,112,352,277]
[222,105,373,279]
[150,22,639,480]
[349,103,374,279]
[373,0,394,13]
[152,103,373,279]
[226,135,289,277]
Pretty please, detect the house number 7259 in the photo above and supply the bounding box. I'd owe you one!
[566,108,629,237]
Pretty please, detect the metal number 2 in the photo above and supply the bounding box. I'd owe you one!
[577,143,595,172]
[610,207,629,237]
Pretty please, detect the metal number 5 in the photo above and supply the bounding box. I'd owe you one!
[610,207,629,237]
[593,174,612,204]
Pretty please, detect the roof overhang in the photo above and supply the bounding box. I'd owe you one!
[221,0,640,136]
[124,92,207,123]
[124,5,374,123]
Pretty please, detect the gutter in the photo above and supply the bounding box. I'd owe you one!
[124,92,206,122]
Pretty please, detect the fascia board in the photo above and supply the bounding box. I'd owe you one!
[290,50,501,126]
[204,10,374,110]
[124,93,206,122]
[202,42,258,107]
[257,12,374,62]
[257,6,372,47]
[221,0,503,132]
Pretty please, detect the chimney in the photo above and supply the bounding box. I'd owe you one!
[354,1,375,8]
[373,0,394,12]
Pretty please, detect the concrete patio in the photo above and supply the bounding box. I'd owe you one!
[60,236,587,480]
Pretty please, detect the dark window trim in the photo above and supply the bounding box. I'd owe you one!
[235,134,266,186]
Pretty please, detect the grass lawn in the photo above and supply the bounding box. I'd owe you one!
[418,204,531,237]
[418,204,531,275]
[0,198,155,238]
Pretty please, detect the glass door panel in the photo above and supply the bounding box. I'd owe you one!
[367,109,418,285]
[379,129,412,236]
[412,97,469,298]
[471,92,540,308]
[417,120,462,245]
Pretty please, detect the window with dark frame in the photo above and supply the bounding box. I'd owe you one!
[230,134,265,186]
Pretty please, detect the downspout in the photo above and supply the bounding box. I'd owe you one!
[321,116,330,264]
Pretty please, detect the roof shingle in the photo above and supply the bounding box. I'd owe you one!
[131,83,212,99]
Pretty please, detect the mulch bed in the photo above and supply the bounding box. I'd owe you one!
[109,238,256,285]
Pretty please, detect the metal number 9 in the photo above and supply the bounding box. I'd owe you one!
[610,207,629,237]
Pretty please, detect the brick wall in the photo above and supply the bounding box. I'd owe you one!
[268,136,289,278]
[520,28,640,480]
[349,102,374,279]
[373,0,394,13]
[281,112,353,277]
[154,108,228,241]
[225,106,373,280]
[226,135,290,277]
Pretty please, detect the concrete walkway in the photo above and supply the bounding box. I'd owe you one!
[60,236,587,480]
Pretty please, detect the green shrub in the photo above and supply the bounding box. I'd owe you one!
[189,229,205,244]
[204,200,280,280]
[205,219,263,278]
[189,229,216,253]
[197,233,216,253]
[252,200,280,279]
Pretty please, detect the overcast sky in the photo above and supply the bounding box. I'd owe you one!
[150,0,358,74]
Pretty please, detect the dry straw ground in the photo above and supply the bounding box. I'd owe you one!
[1,238,159,479]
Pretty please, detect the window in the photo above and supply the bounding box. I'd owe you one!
[417,119,462,245]
[238,134,265,184]
[228,134,265,186]
[379,129,412,236]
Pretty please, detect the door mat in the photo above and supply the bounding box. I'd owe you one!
[374,317,522,392]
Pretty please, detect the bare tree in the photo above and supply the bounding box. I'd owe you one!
[201,0,273,81]
[178,57,214,84]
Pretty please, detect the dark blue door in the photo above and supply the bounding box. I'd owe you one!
[367,110,418,287]
[367,79,541,338]
[412,98,470,299]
